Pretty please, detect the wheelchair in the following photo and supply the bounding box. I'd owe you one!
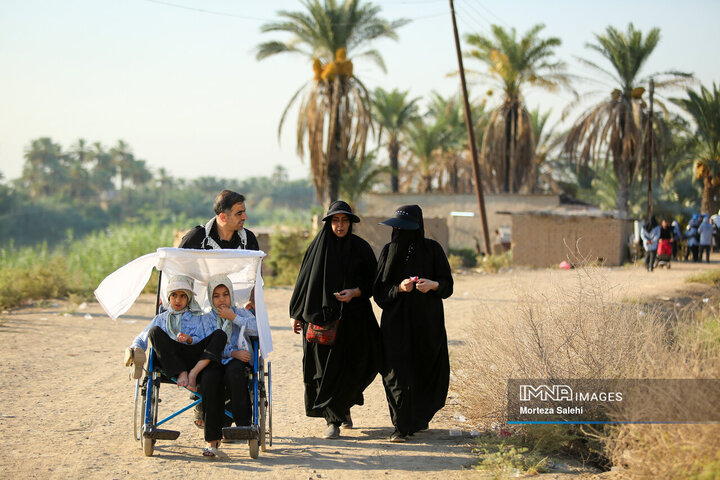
[95,248,274,458]
[133,338,272,458]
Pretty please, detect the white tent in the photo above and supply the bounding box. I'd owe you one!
[94,248,273,358]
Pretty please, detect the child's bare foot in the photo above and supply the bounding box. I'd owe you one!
[187,371,198,392]
[177,371,189,388]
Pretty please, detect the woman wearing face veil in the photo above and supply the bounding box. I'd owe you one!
[289,201,381,439]
[373,205,453,443]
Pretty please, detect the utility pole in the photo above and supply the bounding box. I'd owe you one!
[448,0,491,255]
[647,79,655,220]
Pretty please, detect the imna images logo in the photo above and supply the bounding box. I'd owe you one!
[519,384,573,402]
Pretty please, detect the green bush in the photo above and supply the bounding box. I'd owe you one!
[477,251,512,273]
[265,230,311,286]
[448,248,478,268]
[686,269,720,287]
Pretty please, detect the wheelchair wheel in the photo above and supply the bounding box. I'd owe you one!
[133,378,144,441]
[142,374,160,457]
[248,438,259,459]
[267,361,272,447]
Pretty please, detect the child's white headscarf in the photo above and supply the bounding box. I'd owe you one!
[165,275,201,340]
[207,274,235,345]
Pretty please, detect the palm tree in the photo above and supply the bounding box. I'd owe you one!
[673,83,720,214]
[339,149,389,205]
[564,23,691,216]
[371,87,420,192]
[465,24,569,194]
[88,142,116,194]
[21,137,65,197]
[426,91,489,193]
[257,0,408,204]
[111,140,134,191]
[405,118,447,192]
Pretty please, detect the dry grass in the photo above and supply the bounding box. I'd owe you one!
[454,263,720,477]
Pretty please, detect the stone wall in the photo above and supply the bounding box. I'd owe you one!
[357,193,559,251]
[511,213,633,267]
[352,216,449,258]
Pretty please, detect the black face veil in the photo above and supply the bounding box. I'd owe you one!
[381,205,425,282]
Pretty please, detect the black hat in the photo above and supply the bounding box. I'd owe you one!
[379,204,421,230]
[322,200,360,223]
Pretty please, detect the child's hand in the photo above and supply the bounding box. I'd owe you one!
[217,305,236,321]
[177,332,192,344]
[233,350,251,362]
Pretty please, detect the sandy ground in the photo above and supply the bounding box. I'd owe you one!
[1,255,718,480]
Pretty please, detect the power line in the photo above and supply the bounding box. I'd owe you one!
[143,0,446,24]
[454,3,491,35]
[471,0,511,28]
[144,0,271,21]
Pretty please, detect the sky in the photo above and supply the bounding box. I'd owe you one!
[1,0,719,183]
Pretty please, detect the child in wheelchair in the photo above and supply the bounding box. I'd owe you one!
[124,274,229,456]
[198,275,258,442]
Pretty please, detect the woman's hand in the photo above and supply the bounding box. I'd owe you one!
[177,332,193,344]
[334,288,360,303]
[416,278,439,293]
[398,278,415,293]
[232,350,251,362]
[217,305,237,321]
[291,318,303,334]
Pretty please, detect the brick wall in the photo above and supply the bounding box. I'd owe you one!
[357,193,558,251]
[511,213,633,267]
[352,216,449,258]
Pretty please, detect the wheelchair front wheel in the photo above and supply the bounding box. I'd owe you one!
[142,375,160,456]
[248,438,259,459]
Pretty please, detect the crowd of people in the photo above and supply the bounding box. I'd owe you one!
[639,212,718,271]
[123,191,454,456]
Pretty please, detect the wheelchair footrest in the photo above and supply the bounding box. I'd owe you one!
[222,426,258,440]
[143,428,181,440]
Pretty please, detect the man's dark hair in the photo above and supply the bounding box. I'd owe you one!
[213,190,245,215]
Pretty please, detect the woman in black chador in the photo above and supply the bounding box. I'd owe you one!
[373,205,454,443]
[289,201,381,439]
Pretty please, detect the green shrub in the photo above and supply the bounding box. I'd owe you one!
[686,269,720,287]
[477,251,512,273]
[265,230,311,286]
[0,258,71,309]
[448,248,478,268]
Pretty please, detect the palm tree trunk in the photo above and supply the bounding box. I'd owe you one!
[504,108,512,193]
[701,175,719,214]
[388,137,400,193]
[615,161,630,216]
[326,80,345,203]
[508,105,517,192]
[424,174,432,192]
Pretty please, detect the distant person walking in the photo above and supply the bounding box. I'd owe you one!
[640,216,660,272]
[672,220,682,260]
[373,205,453,443]
[699,215,714,263]
[289,201,381,440]
[685,215,701,262]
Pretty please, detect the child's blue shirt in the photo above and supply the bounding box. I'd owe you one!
[130,310,204,350]
[200,307,258,365]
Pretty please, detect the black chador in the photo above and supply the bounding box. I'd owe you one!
[373,205,454,438]
[289,202,380,428]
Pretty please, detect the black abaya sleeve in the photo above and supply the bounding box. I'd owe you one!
[352,236,377,300]
[372,244,399,309]
[427,240,453,300]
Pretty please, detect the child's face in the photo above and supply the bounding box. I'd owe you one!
[169,291,189,311]
[212,285,231,310]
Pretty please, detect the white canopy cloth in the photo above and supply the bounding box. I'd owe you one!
[94,247,272,358]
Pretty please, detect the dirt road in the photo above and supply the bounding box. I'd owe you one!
[1,257,716,479]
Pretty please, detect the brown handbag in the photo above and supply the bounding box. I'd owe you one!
[306,318,340,346]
